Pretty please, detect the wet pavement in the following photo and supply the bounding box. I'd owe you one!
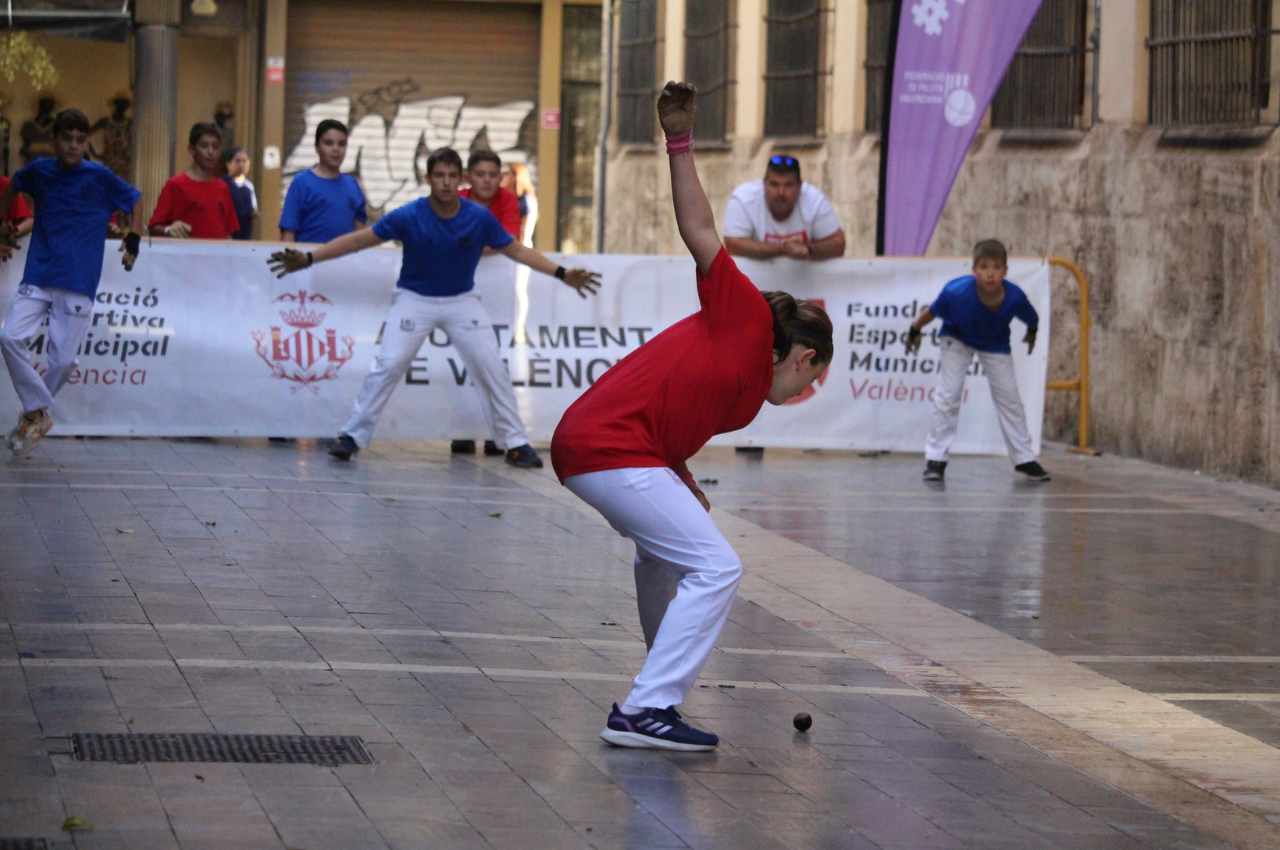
[694,446,1280,750]
[0,437,1278,849]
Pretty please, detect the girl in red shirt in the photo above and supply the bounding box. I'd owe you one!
[148,123,240,240]
[551,82,833,752]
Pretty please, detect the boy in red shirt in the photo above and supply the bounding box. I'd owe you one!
[149,123,240,239]
[459,150,520,237]
[453,148,523,456]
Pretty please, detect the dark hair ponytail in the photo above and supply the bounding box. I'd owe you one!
[762,291,834,365]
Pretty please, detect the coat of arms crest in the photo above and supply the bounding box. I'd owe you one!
[252,290,355,392]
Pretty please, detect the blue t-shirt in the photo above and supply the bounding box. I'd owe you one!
[12,158,142,299]
[372,197,513,297]
[931,276,1039,354]
[279,169,367,243]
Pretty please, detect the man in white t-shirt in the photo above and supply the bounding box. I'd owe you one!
[723,155,846,260]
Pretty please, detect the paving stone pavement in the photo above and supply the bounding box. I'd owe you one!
[0,436,1276,849]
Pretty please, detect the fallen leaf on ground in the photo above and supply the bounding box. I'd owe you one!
[489,512,502,518]
[62,816,93,832]
[115,527,133,534]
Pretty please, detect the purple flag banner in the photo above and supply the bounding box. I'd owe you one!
[884,0,1044,255]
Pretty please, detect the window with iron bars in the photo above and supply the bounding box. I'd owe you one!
[685,0,733,141]
[992,0,1088,129]
[764,0,823,137]
[863,0,892,134]
[1148,0,1272,126]
[617,0,658,144]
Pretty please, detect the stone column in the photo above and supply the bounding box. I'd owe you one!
[734,0,764,139]
[1097,0,1148,125]
[535,0,564,252]
[133,24,179,218]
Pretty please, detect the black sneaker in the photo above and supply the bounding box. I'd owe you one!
[1015,461,1051,481]
[451,440,476,454]
[923,460,946,481]
[600,703,718,752]
[505,444,544,468]
[328,433,358,460]
[483,440,503,456]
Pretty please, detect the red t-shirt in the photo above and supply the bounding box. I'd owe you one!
[0,176,33,225]
[551,248,774,487]
[149,173,240,239]
[459,186,521,238]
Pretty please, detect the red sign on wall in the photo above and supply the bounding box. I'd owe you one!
[540,108,561,130]
[266,57,285,84]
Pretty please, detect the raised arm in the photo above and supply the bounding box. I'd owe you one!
[268,227,384,278]
[658,82,721,276]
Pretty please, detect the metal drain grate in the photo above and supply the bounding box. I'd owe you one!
[71,733,374,766]
[0,840,48,850]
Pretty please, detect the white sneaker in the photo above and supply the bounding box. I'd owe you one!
[11,411,53,456]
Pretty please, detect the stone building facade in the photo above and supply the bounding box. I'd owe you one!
[602,0,1280,482]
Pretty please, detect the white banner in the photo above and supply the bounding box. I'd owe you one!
[0,242,1049,455]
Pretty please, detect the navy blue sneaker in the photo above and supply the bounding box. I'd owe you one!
[600,703,719,752]
[504,444,544,469]
[328,433,358,460]
[1014,461,1051,481]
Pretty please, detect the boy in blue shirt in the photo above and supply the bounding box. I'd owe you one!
[0,108,144,456]
[268,147,600,467]
[905,239,1049,482]
[279,119,367,243]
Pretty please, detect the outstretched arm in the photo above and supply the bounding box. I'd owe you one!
[268,227,384,277]
[498,241,601,298]
[658,82,721,277]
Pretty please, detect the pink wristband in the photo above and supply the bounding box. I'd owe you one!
[665,130,694,156]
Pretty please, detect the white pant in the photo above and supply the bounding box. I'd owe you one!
[341,289,529,449]
[566,467,743,709]
[925,336,1036,465]
[1,284,93,413]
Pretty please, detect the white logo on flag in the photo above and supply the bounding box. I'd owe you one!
[911,0,965,36]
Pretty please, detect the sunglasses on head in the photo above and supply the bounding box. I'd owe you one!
[769,155,799,167]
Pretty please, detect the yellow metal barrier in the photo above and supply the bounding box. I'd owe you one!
[1046,257,1099,455]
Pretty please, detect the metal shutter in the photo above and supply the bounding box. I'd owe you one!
[283,0,541,215]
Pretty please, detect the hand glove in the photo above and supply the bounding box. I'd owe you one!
[559,267,602,298]
[0,223,20,263]
[905,325,923,354]
[120,232,141,271]
[656,81,697,135]
[1024,327,1037,354]
[267,248,313,279]
[164,221,192,239]
[691,486,710,512]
